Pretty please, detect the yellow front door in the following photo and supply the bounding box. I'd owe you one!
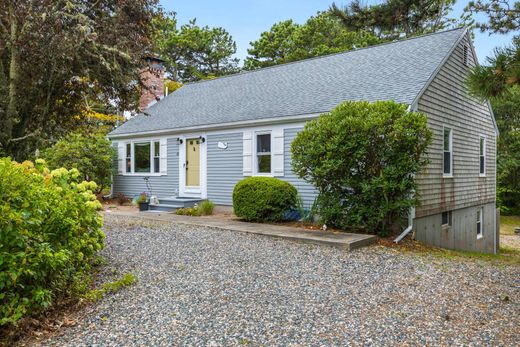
[186,138,200,187]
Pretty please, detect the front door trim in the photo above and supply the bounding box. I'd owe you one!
[178,133,207,198]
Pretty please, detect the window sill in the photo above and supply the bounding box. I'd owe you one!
[477,234,483,240]
[120,173,165,177]
[442,174,453,178]
[479,174,486,178]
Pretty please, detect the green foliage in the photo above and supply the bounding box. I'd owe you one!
[136,192,149,204]
[175,200,215,216]
[0,158,105,326]
[465,1,520,34]
[232,177,298,222]
[330,0,456,40]
[295,196,319,224]
[244,12,380,70]
[84,273,137,302]
[490,88,520,214]
[42,131,116,194]
[467,37,520,98]
[0,0,161,160]
[153,15,239,82]
[291,101,432,234]
[197,200,215,216]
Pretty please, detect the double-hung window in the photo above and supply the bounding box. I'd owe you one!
[125,140,161,174]
[256,133,271,174]
[476,207,483,239]
[443,127,453,176]
[479,137,486,176]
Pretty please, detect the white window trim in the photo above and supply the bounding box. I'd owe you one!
[443,126,453,178]
[122,139,165,176]
[479,136,486,177]
[253,130,273,176]
[477,207,483,239]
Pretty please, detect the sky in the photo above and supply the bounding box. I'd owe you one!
[160,0,516,65]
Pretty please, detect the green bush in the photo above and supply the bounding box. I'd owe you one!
[42,131,116,194]
[232,177,297,222]
[291,100,432,235]
[0,158,105,326]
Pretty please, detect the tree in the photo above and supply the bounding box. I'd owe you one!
[291,101,432,235]
[489,87,520,214]
[153,15,239,82]
[0,0,161,160]
[42,131,116,194]
[329,0,456,40]
[466,0,520,34]
[244,12,380,70]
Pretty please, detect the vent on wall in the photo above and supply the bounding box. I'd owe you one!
[463,44,469,66]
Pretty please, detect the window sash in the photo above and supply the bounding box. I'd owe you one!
[256,133,272,174]
[479,138,485,175]
[443,128,452,175]
[476,208,483,237]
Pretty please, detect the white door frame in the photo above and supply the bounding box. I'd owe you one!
[178,133,207,198]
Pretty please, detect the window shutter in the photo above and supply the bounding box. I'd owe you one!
[243,131,252,176]
[272,128,284,177]
[117,142,124,175]
[160,138,168,175]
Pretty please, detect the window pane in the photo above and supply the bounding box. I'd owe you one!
[477,222,481,235]
[154,157,160,173]
[126,143,131,157]
[258,155,271,173]
[154,141,160,157]
[442,212,448,225]
[257,134,271,153]
[480,138,484,156]
[126,159,131,173]
[480,156,485,174]
[476,209,481,222]
[443,152,451,174]
[134,142,151,172]
[443,129,450,151]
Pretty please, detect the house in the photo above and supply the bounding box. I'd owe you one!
[108,28,499,254]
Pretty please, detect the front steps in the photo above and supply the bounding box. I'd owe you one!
[148,197,203,212]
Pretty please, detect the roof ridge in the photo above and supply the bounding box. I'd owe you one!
[182,26,467,87]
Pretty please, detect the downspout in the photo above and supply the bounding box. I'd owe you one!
[395,104,417,243]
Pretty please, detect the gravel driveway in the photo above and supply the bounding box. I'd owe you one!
[39,215,519,346]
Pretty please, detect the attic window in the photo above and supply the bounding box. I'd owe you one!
[463,45,469,66]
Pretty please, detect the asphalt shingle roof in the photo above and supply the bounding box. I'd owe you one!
[110,28,465,136]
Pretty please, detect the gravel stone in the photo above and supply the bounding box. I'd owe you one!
[39,215,520,346]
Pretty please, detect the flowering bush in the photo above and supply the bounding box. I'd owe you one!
[0,158,105,326]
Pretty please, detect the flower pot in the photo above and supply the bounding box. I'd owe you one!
[138,202,149,211]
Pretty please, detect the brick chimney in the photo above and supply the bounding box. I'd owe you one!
[139,56,165,111]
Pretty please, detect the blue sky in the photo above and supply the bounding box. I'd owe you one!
[160,0,515,65]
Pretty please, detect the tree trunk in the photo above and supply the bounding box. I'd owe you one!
[6,6,19,145]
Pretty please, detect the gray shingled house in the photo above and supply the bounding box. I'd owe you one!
[108,28,499,253]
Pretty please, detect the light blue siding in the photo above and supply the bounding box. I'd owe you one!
[207,133,243,205]
[112,138,179,198]
[282,128,318,208]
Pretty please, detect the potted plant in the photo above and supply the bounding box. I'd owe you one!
[136,192,149,211]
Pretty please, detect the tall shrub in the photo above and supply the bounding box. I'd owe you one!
[0,158,105,325]
[43,131,115,194]
[291,101,432,234]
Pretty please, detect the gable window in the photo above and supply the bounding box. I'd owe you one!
[443,127,453,176]
[479,137,486,176]
[463,44,469,66]
[476,207,483,239]
[441,211,452,227]
[256,133,271,174]
[126,143,131,173]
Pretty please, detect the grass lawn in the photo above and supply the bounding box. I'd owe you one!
[500,215,520,235]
